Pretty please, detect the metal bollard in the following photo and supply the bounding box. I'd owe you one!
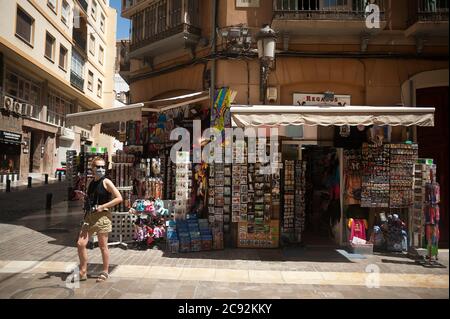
[45,174,49,184]
[58,171,62,181]
[28,177,32,188]
[46,193,53,210]
[6,180,11,192]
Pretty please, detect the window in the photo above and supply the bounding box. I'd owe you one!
[45,32,56,62]
[89,34,95,55]
[97,79,102,98]
[5,69,40,107]
[71,50,84,77]
[61,0,70,25]
[47,0,57,12]
[99,46,104,65]
[59,45,68,70]
[100,13,105,33]
[88,71,94,91]
[91,0,97,20]
[16,7,34,45]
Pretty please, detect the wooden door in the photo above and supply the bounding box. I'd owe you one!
[417,86,449,247]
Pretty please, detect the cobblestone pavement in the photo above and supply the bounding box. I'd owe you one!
[0,193,448,299]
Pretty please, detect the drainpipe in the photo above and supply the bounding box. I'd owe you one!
[210,0,217,109]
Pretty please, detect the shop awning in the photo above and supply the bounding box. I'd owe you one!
[142,91,210,112]
[66,91,210,130]
[66,103,144,129]
[230,105,435,127]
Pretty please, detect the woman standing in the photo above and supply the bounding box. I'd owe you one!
[77,156,122,282]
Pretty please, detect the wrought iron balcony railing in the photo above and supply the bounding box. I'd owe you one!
[408,0,449,26]
[273,0,386,20]
[70,71,85,92]
[130,0,200,52]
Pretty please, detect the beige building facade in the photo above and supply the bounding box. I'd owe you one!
[0,0,117,181]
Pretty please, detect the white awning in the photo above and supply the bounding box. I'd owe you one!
[66,103,144,129]
[142,91,210,112]
[230,105,435,127]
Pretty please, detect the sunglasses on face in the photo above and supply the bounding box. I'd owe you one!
[96,165,105,169]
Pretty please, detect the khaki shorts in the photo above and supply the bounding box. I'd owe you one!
[82,210,112,237]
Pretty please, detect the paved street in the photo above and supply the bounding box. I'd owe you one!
[0,185,448,299]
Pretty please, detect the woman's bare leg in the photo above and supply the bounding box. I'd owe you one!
[97,233,109,274]
[77,230,89,276]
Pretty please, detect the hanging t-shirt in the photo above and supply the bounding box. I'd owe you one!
[348,218,368,242]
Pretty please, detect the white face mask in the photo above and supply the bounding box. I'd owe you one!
[94,167,106,178]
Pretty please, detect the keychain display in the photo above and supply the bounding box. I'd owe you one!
[389,144,418,208]
[361,143,390,208]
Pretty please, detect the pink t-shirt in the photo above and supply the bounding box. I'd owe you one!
[349,219,367,241]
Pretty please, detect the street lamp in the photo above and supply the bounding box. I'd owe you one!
[256,25,277,104]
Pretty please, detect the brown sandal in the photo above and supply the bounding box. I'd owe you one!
[96,272,109,282]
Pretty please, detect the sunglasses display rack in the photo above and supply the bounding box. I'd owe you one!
[294,160,306,242]
[283,161,295,236]
[411,159,434,248]
[361,143,390,208]
[389,144,418,208]
[111,151,135,213]
[66,150,78,200]
[174,151,191,220]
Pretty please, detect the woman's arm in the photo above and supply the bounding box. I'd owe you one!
[98,179,123,211]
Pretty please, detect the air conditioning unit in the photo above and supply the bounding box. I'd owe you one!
[267,87,278,103]
[13,101,22,114]
[22,104,33,117]
[2,96,14,111]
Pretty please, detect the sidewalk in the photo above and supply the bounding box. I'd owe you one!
[0,198,448,299]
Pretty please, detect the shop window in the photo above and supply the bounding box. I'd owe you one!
[16,6,34,45]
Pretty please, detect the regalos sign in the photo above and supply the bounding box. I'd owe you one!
[294,93,351,107]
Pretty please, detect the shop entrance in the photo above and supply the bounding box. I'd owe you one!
[281,142,340,247]
[29,131,42,173]
[302,146,340,246]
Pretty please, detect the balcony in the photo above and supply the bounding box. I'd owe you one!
[128,0,201,59]
[272,0,387,37]
[73,31,87,54]
[406,0,449,38]
[122,0,150,18]
[70,71,85,92]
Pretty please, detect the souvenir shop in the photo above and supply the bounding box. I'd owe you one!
[66,94,439,258]
[231,104,440,259]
